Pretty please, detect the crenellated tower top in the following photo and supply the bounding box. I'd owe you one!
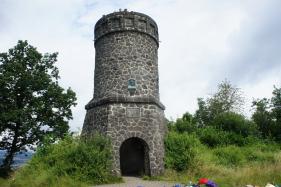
[94,9,159,45]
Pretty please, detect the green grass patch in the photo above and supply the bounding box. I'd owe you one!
[1,134,122,187]
[162,131,281,186]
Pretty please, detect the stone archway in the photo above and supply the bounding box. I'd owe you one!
[119,137,150,176]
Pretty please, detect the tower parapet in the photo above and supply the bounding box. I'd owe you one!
[94,10,159,45]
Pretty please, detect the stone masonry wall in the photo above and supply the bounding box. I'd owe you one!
[82,105,109,135]
[107,103,165,176]
[93,31,159,101]
[83,103,166,176]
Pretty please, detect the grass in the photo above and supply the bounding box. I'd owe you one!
[0,174,89,187]
[2,150,281,187]
[0,177,10,187]
[0,134,122,187]
[157,159,281,187]
[153,144,281,187]
[1,133,281,187]
[159,130,281,186]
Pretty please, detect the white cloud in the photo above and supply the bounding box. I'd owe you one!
[0,0,280,131]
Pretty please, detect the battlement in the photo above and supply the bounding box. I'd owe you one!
[94,9,159,43]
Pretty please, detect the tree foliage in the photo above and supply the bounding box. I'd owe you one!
[252,98,273,138]
[194,80,244,126]
[271,86,281,124]
[170,80,262,147]
[252,86,281,141]
[0,40,77,176]
[174,112,197,133]
[211,112,258,137]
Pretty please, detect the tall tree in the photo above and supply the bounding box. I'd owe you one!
[252,86,281,140]
[208,80,244,115]
[194,98,210,126]
[252,98,273,138]
[271,86,281,123]
[0,41,77,176]
[271,86,281,140]
[174,112,197,133]
[195,80,244,126]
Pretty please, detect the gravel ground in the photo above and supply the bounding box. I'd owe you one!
[93,177,174,187]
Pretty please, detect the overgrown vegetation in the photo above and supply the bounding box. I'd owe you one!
[159,140,281,186]
[0,134,121,187]
[163,81,281,186]
[165,132,202,171]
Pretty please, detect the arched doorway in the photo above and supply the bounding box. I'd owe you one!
[120,137,150,176]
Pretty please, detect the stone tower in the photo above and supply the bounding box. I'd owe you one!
[82,10,166,176]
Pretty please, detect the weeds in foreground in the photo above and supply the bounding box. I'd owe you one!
[156,145,281,187]
[0,135,122,187]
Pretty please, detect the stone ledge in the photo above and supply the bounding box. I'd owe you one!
[85,96,165,110]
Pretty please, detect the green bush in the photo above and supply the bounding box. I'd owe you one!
[242,146,275,163]
[255,141,281,152]
[196,126,259,147]
[211,112,259,136]
[9,134,121,187]
[213,144,279,167]
[164,132,203,171]
[213,145,246,166]
[224,132,254,146]
[175,119,196,133]
[174,113,197,133]
[196,126,228,147]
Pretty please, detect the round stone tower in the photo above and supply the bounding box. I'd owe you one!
[82,10,166,176]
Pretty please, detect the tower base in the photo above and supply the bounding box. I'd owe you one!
[82,101,166,176]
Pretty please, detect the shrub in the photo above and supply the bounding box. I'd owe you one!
[213,145,246,166]
[164,132,203,171]
[171,112,197,133]
[196,126,228,147]
[196,126,257,147]
[211,112,259,136]
[242,146,275,163]
[175,119,196,133]
[224,132,250,146]
[213,144,279,167]
[9,134,121,187]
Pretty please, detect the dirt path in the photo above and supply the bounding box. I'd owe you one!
[93,177,174,187]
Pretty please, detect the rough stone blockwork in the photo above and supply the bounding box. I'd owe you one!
[82,10,166,176]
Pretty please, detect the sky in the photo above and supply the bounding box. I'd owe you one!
[0,0,280,132]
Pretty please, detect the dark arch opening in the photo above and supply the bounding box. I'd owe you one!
[120,137,150,176]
